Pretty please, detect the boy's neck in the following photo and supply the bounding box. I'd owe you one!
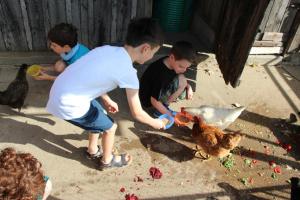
[124,45,136,63]
[163,57,173,70]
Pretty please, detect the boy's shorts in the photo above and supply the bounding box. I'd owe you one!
[66,100,114,133]
[158,75,186,105]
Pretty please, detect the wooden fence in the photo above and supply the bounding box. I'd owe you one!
[191,0,300,54]
[0,0,153,51]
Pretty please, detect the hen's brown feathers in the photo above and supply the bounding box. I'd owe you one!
[192,116,242,158]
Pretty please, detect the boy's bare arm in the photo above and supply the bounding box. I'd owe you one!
[186,83,193,100]
[34,71,57,81]
[150,97,173,116]
[100,93,119,113]
[126,88,165,130]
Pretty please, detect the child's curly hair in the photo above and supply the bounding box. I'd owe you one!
[0,148,45,200]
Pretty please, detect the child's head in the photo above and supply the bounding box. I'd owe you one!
[125,17,164,64]
[48,23,78,54]
[0,148,45,200]
[169,41,196,74]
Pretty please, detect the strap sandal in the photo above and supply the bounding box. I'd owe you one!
[99,154,132,170]
[86,145,103,159]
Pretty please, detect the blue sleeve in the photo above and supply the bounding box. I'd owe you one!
[67,44,90,65]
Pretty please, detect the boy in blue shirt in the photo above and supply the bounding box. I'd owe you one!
[35,23,89,81]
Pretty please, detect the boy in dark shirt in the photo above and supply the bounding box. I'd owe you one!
[139,41,196,116]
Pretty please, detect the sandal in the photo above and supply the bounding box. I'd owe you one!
[86,145,103,159]
[99,154,132,170]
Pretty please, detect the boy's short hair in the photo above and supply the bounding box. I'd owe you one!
[171,41,196,63]
[48,23,78,48]
[0,148,45,200]
[125,17,164,48]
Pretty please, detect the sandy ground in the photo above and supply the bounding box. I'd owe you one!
[0,54,299,200]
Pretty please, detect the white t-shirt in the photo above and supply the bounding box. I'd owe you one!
[46,45,139,120]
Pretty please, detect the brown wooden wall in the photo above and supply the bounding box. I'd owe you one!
[0,0,153,52]
[190,0,300,54]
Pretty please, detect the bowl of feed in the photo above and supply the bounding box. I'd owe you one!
[27,65,42,77]
[158,114,175,129]
[174,112,191,126]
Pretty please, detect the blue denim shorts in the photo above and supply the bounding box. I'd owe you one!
[66,100,114,133]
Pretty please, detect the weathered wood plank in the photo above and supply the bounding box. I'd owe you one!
[250,47,283,54]
[41,0,51,42]
[131,0,137,18]
[110,0,117,42]
[0,0,28,51]
[136,0,145,18]
[47,0,66,27]
[287,28,300,53]
[262,32,286,41]
[265,0,290,32]
[20,0,32,50]
[0,29,6,51]
[253,41,283,47]
[144,0,153,17]
[24,0,47,51]
[91,0,103,47]
[215,0,270,87]
[285,7,300,53]
[71,0,81,41]
[93,0,112,44]
[279,0,298,33]
[87,0,94,47]
[66,0,72,24]
[80,0,89,45]
[207,0,225,31]
[116,0,131,42]
[259,0,275,32]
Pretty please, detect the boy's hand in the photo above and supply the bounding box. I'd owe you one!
[104,100,119,113]
[34,71,56,81]
[152,118,166,130]
[186,84,193,100]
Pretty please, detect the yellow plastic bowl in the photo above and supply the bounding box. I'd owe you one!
[27,65,42,77]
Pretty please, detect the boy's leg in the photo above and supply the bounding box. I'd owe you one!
[87,132,101,155]
[101,123,116,163]
[101,123,131,165]
[166,74,187,104]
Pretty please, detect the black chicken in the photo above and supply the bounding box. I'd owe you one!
[0,64,29,112]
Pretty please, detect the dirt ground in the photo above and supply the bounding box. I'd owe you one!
[0,54,299,200]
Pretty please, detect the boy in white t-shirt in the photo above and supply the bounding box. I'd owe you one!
[46,18,165,170]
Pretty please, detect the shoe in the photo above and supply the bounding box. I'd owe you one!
[86,145,103,159]
[99,154,132,170]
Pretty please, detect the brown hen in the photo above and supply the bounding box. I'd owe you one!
[192,116,242,159]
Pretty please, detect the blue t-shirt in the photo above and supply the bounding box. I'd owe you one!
[60,43,89,65]
[37,176,49,200]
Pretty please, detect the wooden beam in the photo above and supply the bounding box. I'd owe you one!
[20,0,32,50]
[250,46,283,54]
[253,40,283,47]
[262,32,286,41]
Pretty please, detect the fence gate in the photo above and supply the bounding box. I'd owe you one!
[250,0,300,55]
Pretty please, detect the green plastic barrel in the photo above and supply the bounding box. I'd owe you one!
[153,0,194,32]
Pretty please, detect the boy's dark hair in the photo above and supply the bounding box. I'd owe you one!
[48,23,78,48]
[171,41,196,63]
[125,17,164,48]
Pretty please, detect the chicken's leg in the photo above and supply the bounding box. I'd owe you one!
[193,145,210,160]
